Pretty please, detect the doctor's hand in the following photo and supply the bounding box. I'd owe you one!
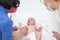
[13,26,18,31]
[52,31,60,40]
[13,27,28,40]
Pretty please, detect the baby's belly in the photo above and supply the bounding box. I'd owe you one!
[27,29,35,34]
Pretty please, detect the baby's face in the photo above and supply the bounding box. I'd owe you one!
[27,17,35,25]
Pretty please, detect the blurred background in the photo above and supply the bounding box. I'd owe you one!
[8,0,60,40]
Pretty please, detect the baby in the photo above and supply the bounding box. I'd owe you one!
[26,17,36,40]
[19,17,41,40]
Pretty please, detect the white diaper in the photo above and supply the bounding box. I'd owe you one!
[26,32,36,40]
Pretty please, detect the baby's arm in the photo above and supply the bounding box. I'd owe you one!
[35,25,42,40]
[37,25,42,32]
[36,31,42,40]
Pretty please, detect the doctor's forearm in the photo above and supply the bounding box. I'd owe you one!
[13,31,23,40]
[13,27,27,40]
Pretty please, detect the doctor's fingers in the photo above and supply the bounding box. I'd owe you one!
[52,31,60,40]
[20,27,28,35]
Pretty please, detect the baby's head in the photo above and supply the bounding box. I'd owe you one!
[27,17,36,25]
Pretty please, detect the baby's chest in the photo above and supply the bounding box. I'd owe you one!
[28,26,35,31]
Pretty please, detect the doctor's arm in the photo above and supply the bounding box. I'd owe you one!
[13,27,27,40]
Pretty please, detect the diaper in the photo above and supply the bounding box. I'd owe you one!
[26,32,36,40]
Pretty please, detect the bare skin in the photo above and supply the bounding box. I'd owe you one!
[52,31,60,40]
[36,27,42,40]
[26,17,42,40]
[44,0,60,10]
[13,27,27,40]
[12,17,42,40]
[13,26,42,40]
[26,27,42,40]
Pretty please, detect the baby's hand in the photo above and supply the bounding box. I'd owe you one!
[37,25,42,32]
[38,27,42,32]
